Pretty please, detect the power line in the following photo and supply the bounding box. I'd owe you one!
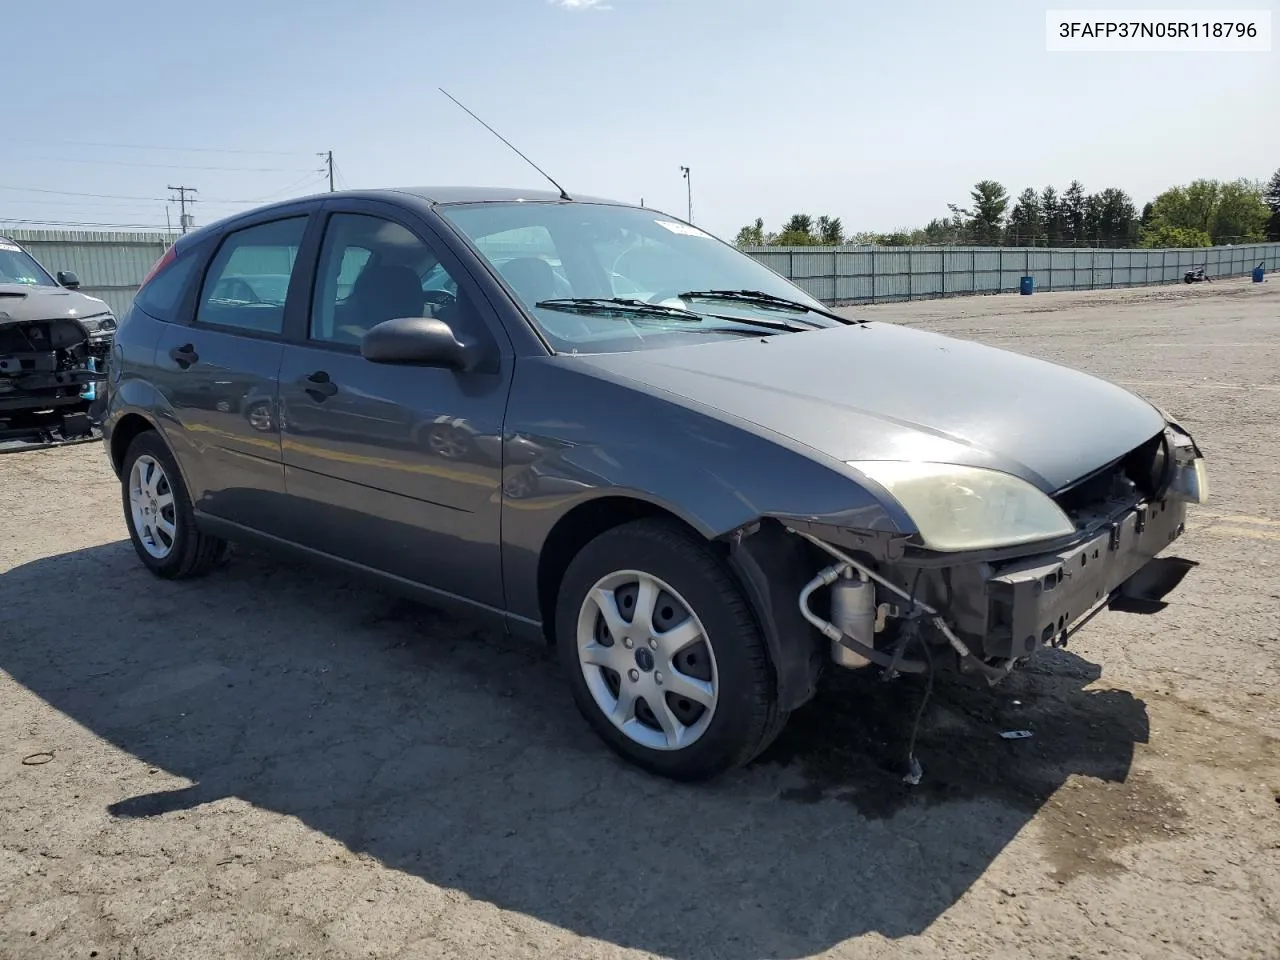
[6,136,309,157]
[29,156,316,173]
[0,196,172,209]
[1,172,332,234]
[0,218,175,230]
[0,185,169,202]
[332,160,351,191]
[0,178,328,205]
[237,173,330,203]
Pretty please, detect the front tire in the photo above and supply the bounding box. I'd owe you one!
[120,430,228,579]
[555,518,786,781]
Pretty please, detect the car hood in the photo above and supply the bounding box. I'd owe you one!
[0,283,112,325]
[574,322,1166,492]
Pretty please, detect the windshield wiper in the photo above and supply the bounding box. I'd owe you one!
[535,297,703,322]
[536,297,816,335]
[701,312,815,333]
[677,289,857,325]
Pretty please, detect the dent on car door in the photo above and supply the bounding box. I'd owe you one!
[277,209,511,608]
[152,215,310,532]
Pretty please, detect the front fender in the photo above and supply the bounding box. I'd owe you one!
[499,358,908,623]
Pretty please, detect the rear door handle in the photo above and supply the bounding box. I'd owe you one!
[169,343,199,368]
[304,370,338,402]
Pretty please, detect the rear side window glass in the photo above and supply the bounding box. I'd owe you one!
[196,217,308,335]
[133,248,198,320]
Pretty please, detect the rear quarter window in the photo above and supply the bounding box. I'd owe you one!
[133,247,199,321]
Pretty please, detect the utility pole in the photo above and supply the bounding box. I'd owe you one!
[319,151,334,192]
[168,185,197,234]
[679,166,692,223]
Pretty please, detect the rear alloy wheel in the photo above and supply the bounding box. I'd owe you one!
[556,518,785,781]
[120,430,229,579]
[128,454,177,560]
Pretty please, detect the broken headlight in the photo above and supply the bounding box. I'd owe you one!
[1165,426,1209,504]
[846,461,1076,553]
[79,313,117,338]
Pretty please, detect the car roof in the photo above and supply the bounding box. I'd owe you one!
[176,185,636,250]
[391,185,626,206]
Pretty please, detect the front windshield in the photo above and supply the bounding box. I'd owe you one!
[0,239,57,287]
[437,201,834,353]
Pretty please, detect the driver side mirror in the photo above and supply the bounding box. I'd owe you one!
[361,316,488,372]
[57,270,80,289]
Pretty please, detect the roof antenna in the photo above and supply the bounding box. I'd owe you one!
[439,88,572,201]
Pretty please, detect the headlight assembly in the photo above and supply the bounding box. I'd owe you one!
[1165,426,1209,504]
[846,460,1077,552]
[79,313,117,336]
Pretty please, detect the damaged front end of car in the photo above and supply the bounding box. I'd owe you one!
[730,420,1207,699]
[0,312,114,452]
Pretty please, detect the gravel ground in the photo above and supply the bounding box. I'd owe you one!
[2,277,1278,960]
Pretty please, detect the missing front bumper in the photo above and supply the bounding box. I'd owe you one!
[0,352,107,453]
[984,498,1192,659]
[0,409,101,452]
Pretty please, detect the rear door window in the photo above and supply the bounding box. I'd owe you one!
[196,217,308,335]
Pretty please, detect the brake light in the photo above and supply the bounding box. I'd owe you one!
[138,244,177,290]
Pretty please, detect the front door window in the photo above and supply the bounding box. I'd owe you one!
[310,213,470,347]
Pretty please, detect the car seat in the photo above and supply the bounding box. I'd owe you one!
[336,263,425,343]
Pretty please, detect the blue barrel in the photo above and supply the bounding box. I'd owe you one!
[1253,264,1266,283]
[1019,275,1034,295]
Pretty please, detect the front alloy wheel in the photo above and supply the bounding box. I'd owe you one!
[556,518,787,781]
[576,570,719,752]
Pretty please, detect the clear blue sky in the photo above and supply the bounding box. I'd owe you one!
[3,0,1276,239]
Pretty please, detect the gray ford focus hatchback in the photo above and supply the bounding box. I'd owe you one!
[98,186,1208,781]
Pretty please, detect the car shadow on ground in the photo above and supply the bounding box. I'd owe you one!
[1,540,1151,959]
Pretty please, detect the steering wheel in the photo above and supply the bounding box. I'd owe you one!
[423,289,456,307]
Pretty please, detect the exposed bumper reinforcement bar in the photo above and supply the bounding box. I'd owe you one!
[984,498,1191,660]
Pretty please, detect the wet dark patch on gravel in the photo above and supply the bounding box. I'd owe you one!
[758,648,1188,877]
[1037,770,1187,880]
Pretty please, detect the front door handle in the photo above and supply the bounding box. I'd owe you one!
[169,343,199,368]
[304,370,338,402]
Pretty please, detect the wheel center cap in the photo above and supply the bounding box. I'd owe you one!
[634,647,655,672]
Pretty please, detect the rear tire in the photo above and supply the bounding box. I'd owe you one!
[120,430,227,579]
[555,518,786,781]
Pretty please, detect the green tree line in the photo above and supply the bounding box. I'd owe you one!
[736,168,1280,249]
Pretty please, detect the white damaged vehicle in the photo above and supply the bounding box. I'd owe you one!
[0,235,115,451]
